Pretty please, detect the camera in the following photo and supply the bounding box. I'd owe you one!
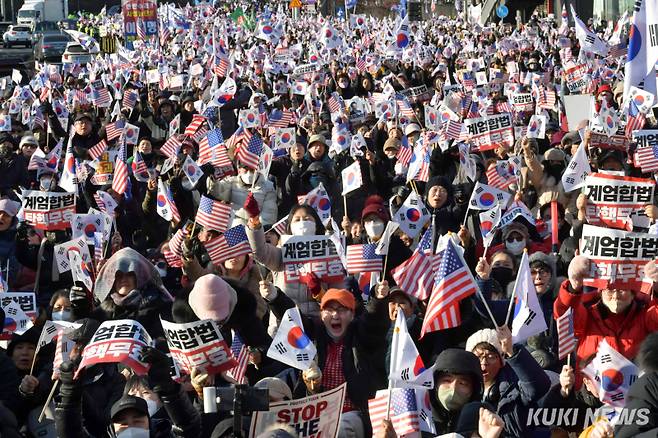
[203,385,270,437]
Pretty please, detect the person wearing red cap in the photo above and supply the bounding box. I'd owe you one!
[259,282,391,438]
[594,84,617,113]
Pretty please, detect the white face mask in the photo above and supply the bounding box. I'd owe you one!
[506,239,526,255]
[394,162,407,176]
[291,220,316,236]
[240,171,256,185]
[364,220,386,238]
[40,177,52,191]
[385,151,397,159]
[145,399,160,417]
[52,310,72,322]
[116,427,149,438]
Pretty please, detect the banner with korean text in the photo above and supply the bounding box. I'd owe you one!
[281,235,344,283]
[21,190,76,230]
[463,113,514,152]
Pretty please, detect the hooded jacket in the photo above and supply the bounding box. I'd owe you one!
[426,349,483,436]
[615,372,658,438]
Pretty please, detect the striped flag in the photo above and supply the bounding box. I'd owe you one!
[396,136,413,166]
[236,133,263,170]
[203,225,251,264]
[443,120,464,140]
[121,89,138,111]
[195,195,232,232]
[495,101,513,114]
[105,119,126,141]
[198,128,232,167]
[160,135,183,159]
[226,330,249,384]
[557,307,577,360]
[396,95,415,119]
[368,388,419,437]
[184,114,206,135]
[131,151,149,182]
[112,146,129,195]
[88,139,108,161]
[268,215,289,236]
[267,109,293,128]
[225,126,254,151]
[486,161,517,190]
[634,145,658,172]
[391,227,435,300]
[136,17,147,40]
[346,244,383,273]
[421,239,477,337]
[328,92,343,113]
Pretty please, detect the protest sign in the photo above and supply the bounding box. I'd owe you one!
[0,292,38,320]
[280,235,344,283]
[77,319,152,377]
[633,130,658,150]
[583,173,654,230]
[399,85,431,103]
[249,384,346,438]
[463,113,514,152]
[510,93,534,112]
[579,224,658,290]
[589,132,630,151]
[563,63,589,93]
[563,94,592,130]
[160,318,236,374]
[21,190,76,230]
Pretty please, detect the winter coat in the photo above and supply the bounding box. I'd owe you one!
[615,372,658,438]
[554,279,658,365]
[0,153,29,191]
[483,345,552,437]
[209,173,278,226]
[267,288,390,435]
[246,226,345,319]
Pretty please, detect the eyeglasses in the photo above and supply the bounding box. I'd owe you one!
[530,268,551,277]
[474,352,499,363]
[506,235,524,243]
[321,306,351,315]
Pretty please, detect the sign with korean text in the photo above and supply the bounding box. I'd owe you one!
[77,319,152,377]
[160,318,236,375]
[510,93,534,112]
[280,235,344,283]
[584,173,654,230]
[21,190,76,230]
[632,130,658,149]
[589,132,630,151]
[579,224,658,290]
[249,384,346,438]
[122,0,158,41]
[563,64,588,93]
[463,113,514,152]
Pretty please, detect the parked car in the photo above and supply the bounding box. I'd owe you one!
[2,25,32,48]
[33,31,71,62]
[61,42,96,64]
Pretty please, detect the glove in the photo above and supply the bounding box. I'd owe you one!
[299,272,321,298]
[644,260,658,283]
[58,361,83,402]
[69,285,87,303]
[142,345,176,393]
[567,255,590,291]
[243,192,260,218]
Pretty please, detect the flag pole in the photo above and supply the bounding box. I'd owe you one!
[38,380,59,422]
[343,195,348,219]
[461,206,470,228]
[386,305,401,420]
[504,249,527,326]
[475,286,498,328]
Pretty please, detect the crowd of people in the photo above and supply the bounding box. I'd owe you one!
[0,1,658,437]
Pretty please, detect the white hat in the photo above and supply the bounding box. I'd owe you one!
[465,328,503,356]
[405,123,421,136]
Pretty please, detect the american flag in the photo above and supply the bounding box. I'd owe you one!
[461,72,475,90]
[105,119,126,141]
[213,55,229,77]
[443,120,464,140]
[199,128,232,167]
[226,330,249,384]
[195,195,232,232]
[131,151,149,178]
[159,22,171,47]
[112,146,129,195]
[634,145,658,172]
[225,126,253,150]
[88,139,108,161]
[557,308,577,360]
[161,135,182,159]
[346,244,383,274]
[466,101,479,119]
[328,92,343,114]
[203,224,251,264]
[268,215,289,236]
[538,88,557,109]
[92,87,111,107]
[626,102,646,137]
[396,136,413,166]
[396,95,416,119]
[185,114,206,135]
[163,247,183,267]
[136,17,147,40]
[236,133,263,170]
[168,227,188,257]
[391,227,437,300]
[368,388,419,437]
[421,239,476,337]
[122,90,138,111]
[267,109,293,128]
[356,57,367,71]
[486,162,516,190]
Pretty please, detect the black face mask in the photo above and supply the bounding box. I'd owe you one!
[544,163,565,181]
[523,188,538,210]
[491,267,514,290]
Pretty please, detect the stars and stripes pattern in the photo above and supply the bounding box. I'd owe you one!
[121,90,138,111]
[160,135,183,159]
[634,145,658,172]
[443,119,464,140]
[88,139,108,160]
[486,162,516,190]
[198,128,232,168]
[267,109,293,128]
[396,136,413,166]
[236,133,263,170]
[396,95,416,119]
[346,244,383,273]
[225,126,254,151]
[391,227,436,300]
[557,308,577,360]
[203,225,251,265]
[105,119,125,141]
[226,330,249,384]
[328,92,343,114]
[184,114,206,135]
[421,239,476,337]
[195,195,231,232]
[112,146,129,195]
[368,388,419,437]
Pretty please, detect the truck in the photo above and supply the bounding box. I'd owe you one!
[17,0,68,29]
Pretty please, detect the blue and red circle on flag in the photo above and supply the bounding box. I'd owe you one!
[157,194,167,207]
[4,317,17,332]
[84,223,96,237]
[478,193,495,207]
[601,368,624,391]
[397,33,409,48]
[406,208,421,222]
[247,113,256,123]
[318,198,331,211]
[262,25,273,35]
[287,326,310,349]
[605,116,615,129]
[628,24,642,62]
[413,355,426,376]
[281,133,291,143]
[481,220,493,234]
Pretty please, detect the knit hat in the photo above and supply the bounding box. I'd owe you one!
[0,199,20,216]
[424,176,453,200]
[383,137,400,152]
[502,221,529,242]
[254,377,293,401]
[188,274,238,323]
[465,328,503,356]
[361,195,390,222]
[7,326,40,357]
[19,135,38,148]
